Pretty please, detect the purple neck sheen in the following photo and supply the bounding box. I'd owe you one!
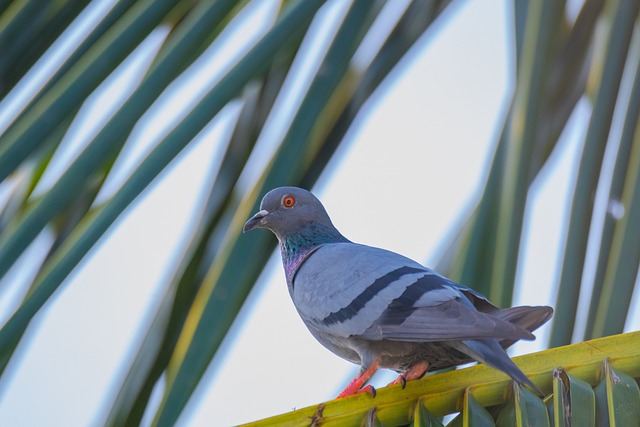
[280,222,348,284]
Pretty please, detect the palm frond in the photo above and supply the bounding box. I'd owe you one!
[244,332,640,426]
[549,0,640,346]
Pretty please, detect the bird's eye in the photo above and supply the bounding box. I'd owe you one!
[282,195,296,208]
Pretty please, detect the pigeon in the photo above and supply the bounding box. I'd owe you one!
[243,186,553,397]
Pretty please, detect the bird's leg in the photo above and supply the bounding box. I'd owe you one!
[336,359,380,398]
[388,361,429,389]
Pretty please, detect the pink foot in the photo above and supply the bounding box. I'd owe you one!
[337,360,380,398]
[387,361,429,389]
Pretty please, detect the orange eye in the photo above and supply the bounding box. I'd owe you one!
[282,195,295,208]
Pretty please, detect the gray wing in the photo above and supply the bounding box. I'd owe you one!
[291,243,534,343]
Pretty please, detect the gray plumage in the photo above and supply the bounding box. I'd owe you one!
[244,186,553,395]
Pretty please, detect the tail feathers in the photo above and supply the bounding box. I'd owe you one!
[450,339,543,395]
[493,305,553,332]
[492,305,553,350]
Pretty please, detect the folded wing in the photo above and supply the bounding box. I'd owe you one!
[293,243,549,343]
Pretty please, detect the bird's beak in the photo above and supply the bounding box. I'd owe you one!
[243,209,269,232]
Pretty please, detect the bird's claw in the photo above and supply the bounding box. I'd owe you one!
[388,374,407,389]
[359,384,376,398]
[336,360,380,399]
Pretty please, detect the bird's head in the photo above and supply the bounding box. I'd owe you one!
[243,187,336,240]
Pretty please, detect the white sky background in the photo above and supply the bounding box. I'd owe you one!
[0,0,638,426]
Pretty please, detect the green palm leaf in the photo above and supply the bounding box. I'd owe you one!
[244,332,640,426]
[550,0,640,347]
